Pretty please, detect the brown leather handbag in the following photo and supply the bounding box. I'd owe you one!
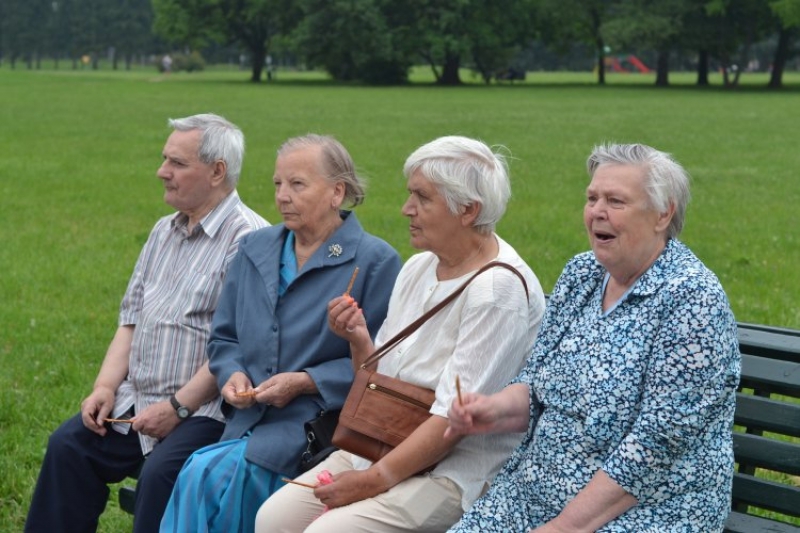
[332,261,528,464]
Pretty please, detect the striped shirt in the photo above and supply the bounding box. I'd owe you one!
[113,190,268,454]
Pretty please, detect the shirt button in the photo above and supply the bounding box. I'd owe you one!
[272,324,278,332]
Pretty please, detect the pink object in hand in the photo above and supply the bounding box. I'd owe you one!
[317,470,333,485]
[314,470,334,519]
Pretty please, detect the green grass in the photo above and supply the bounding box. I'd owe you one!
[1,66,799,531]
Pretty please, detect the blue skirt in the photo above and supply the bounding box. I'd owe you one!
[160,438,286,533]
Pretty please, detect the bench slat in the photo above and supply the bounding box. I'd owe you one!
[724,510,800,533]
[734,393,800,439]
[731,472,800,519]
[733,432,800,475]
[738,323,800,364]
[739,354,800,397]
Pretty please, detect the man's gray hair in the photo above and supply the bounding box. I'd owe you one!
[168,113,245,188]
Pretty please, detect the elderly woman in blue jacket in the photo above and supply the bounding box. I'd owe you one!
[160,134,402,533]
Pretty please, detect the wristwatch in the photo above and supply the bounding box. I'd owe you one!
[169,394,192,420]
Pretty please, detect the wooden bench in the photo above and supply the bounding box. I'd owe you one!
[724,322,800,532]
[119,322,800,530]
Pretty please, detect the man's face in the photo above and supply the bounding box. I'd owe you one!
[156,129,220,218]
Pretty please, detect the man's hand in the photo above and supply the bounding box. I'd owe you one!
[131,401,180,441]
[80,386,116,436]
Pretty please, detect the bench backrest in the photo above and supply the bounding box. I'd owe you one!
[732,322,800,526]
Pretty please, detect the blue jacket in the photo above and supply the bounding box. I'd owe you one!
[208,212,401,475]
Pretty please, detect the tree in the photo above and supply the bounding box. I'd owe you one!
[465,0,537,84]
[107,0,154,70]
[293,0,414,84]
[603,0,693,87]
[705,0,774,87]
[152,0,301,82]
[768,0,800,87]
[536,0,620,85]
[0,0,45,68]
[402,0,537,85]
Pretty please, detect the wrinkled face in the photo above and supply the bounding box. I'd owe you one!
[584,164,671,278]
[401,170,462,252]
[273,145,343,235]
[157,129,220,216]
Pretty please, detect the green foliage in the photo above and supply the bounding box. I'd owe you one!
[158,51,206,73]
[294,0,413,84]
[770,0,800,26]
[151,0,226,49]
[152,0,301,81]
[1,68,800,531]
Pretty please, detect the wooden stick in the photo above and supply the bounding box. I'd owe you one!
[235,390,257,398]
[456,375,463,406]
[104,418,134,424]
[344,266,359,296]
[281,477,317,489]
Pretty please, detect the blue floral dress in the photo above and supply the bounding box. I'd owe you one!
[450,239,740,532]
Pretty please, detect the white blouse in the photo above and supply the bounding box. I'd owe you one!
[353,234,546,510]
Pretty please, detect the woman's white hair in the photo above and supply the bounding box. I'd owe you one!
[403,136,511,234]
[587,143,691,239]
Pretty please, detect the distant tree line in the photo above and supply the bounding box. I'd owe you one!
[1,0,798,87]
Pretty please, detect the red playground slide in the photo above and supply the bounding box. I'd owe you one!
[605,55,651,73]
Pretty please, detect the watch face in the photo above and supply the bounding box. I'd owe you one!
[177,406,190,419]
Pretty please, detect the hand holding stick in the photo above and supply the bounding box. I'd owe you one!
[344,266,359,296]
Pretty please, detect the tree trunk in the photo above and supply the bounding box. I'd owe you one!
[655,50,669,86]
[439,52,461,85]
[596,43,605,85]
[250,46,266,83]
[590,7,605,85]
[768,26,794,89]
[417,51,441,82]
[696,49,709,86]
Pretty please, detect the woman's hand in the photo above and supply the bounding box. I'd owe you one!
[313,468,389,509]
[253,372,315,408]
[445,383,532,438]
[221,371,257,408]
[327,295,375,366]
[327,295,366,339]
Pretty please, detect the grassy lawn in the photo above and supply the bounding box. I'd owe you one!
[1,66,798,531]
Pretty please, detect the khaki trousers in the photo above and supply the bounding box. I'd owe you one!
[255,450,464,533]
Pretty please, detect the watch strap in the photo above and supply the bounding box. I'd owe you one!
[169,394,181,411]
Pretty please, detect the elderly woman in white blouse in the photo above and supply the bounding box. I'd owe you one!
[255,135,546,533]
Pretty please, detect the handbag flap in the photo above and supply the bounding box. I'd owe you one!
[338,369,435,448]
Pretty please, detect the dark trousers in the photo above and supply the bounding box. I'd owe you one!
[24,413,224,533]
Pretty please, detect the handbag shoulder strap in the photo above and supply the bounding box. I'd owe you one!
[360,260,528,370]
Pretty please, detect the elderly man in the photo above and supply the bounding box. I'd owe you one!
[25,114,268,533]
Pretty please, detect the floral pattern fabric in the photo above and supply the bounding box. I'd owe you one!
[450,239,740,533]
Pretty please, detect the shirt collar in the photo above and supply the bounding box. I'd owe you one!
[169,190,241,238]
